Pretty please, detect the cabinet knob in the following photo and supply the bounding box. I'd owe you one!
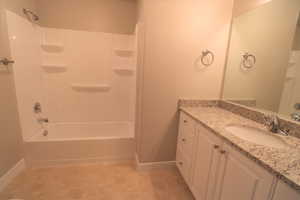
[220,150,226,154]
[214,145,220,149]
[178,162,183,166]
[184,120,188,123]
[182,138,186,142]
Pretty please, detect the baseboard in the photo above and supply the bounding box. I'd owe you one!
[0,159,26,192]
[135,153,176,170]
[26,156,134,168]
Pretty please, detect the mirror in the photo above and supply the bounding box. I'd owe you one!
[223,0,300,122]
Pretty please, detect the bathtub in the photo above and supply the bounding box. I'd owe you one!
[24,122,135,167]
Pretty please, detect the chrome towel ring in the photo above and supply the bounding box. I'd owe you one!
[242,53,256,69]
[195,50,215,69]
[23,8,39,21]
[201,50,215,66]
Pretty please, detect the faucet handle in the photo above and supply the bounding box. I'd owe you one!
[291,113,300,122]
[279,128,290,136]
[294,103,300,110]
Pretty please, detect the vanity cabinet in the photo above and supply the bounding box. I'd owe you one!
[176,111,277,200]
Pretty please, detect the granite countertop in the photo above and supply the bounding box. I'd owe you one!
[180,106,300,191]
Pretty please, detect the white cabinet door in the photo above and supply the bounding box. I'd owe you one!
[191,124,223,200]
[272,181,300,200]
[215,143,275,200]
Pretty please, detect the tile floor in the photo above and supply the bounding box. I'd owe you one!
[0,162,194,200]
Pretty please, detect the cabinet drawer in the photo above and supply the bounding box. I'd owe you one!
[179,112,195,139]
[178,112,196,154]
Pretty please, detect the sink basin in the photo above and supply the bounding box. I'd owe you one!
[225,125,288,149]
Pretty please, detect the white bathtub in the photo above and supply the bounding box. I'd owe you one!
[29,122,134,141]
[25,122,135,167]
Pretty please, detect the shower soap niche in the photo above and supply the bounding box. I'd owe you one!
[41,43,64,52]
[41,64,67,73]
[114,49,134,57]
[71,84,111,92]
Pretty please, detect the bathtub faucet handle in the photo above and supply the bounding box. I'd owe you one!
[37,117,49,123]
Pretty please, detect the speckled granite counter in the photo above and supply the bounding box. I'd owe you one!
[180,106,300,191]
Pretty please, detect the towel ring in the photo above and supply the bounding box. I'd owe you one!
[242,53,256,69]
[201,50,215,67]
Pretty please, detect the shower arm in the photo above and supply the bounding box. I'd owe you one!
[23,8,39,21]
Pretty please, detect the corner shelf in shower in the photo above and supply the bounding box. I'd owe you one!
[41,43,64,52]
[114,49,134,57]
[41,64,67,73]
[113,67,135,73]
[71,84,111,92]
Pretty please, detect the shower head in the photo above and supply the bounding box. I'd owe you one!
[23,8,39,21]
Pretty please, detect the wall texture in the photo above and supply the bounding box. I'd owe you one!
[36,0,137,35]
[223,0,300,112]
[293,26,300,51]
[0,0,36,178]
[136,0,233,162]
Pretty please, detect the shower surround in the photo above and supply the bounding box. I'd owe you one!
[5,10,136,165]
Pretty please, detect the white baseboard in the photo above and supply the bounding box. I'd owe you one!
[0,159,26,192]
[26,156,134,168]
[135,153,176,170]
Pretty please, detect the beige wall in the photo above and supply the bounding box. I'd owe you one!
[223,0,300,112]
[4,0,36,18]
[233,0,272,17]
[0,0,35,177]
[136,0,233,162]
[36,0,137,35]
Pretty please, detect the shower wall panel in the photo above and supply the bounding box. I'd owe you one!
[6,10,44,140]
[41,27,136,123]
[6,10,136,140]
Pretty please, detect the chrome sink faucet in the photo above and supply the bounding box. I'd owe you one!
[263,114,289,136]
